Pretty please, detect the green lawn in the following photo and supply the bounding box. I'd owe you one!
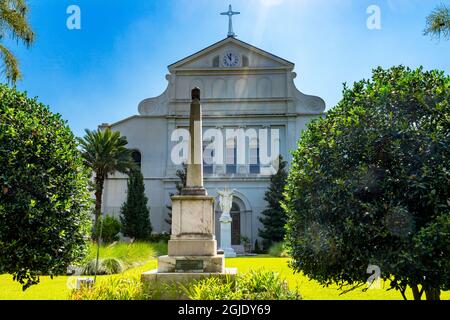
[1,255,448,300]
[227,257,450,300]
[0,241,163,300]
[0,260,157,300]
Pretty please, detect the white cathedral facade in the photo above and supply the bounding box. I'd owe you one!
[100,32,325,251]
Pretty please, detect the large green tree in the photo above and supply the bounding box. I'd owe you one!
[120,170,152,240]
[425,4,450,40]
[0,0,34,83]
[0,84,92,290]
[258,156,288,249]
[78,129,136,224]
[283,66,449,300]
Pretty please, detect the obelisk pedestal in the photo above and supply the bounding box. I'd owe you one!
[142,88,236,284]
[219,214,237,258]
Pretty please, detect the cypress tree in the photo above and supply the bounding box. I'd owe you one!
[120,170,152,239]
[258,156,288,249]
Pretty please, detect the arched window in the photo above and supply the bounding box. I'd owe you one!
[131,150,142,170]
[213,56,220,67]
[242,55,249,67]
[231,202,241,245]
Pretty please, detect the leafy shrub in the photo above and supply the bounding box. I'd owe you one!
[101,258,124,274]
[82,258,124,275]
[70,269,300,300]
[92,215,121,243]
[148,232,170,243]
[283,66,450,300]
[0,84,92,290]
[69,270,183,300]
[268,242,289,257]
[70,273,148,300]
[184,270,300,300]
[82,259,104,275]
[149,240,168,257]
[82,241,160,269]
[236,269,299,300]
[183,276,241,300]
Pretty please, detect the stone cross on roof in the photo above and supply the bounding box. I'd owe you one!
[221,4,240,38]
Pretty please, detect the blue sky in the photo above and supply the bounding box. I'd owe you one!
[6,0,450,137]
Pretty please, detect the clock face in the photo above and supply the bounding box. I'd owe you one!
[222,52,240,67]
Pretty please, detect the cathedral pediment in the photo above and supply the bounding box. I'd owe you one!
[136,34,325,116]
[168,37,294,71]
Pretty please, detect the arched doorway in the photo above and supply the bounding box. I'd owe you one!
[215,193,251,250]
[230,202,241,245]
[131,150,142,170]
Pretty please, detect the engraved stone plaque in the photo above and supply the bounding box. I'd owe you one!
[175,260,204,272]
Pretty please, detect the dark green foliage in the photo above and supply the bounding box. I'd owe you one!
[78,128,136,225]
[92,215,121,244]
[165,163,187,226]
[0,84,92,290]
[283,66,450,300]
[148,232,170,243]
[253,239,261,253]
[258,156,289,249]
[268,242,289,257]
[120,170,152,240]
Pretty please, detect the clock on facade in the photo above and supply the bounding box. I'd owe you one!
[222,51,240,67]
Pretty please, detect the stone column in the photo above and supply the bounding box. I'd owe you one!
[182,87,206,196]
[142,88,235,283]
[163,88,222,271]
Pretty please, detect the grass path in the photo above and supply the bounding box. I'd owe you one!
[1,255,448,300]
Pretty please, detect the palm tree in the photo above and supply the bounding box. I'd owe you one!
[0,0,34,83]
[78,129,136,224]
[424,4,450,40]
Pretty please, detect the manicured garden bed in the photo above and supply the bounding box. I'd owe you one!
[1,250,448,300]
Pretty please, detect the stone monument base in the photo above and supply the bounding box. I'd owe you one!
[141,253,236,285]
[168,239,217,256]
[141,268,237,284]
[157,254,225,273]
